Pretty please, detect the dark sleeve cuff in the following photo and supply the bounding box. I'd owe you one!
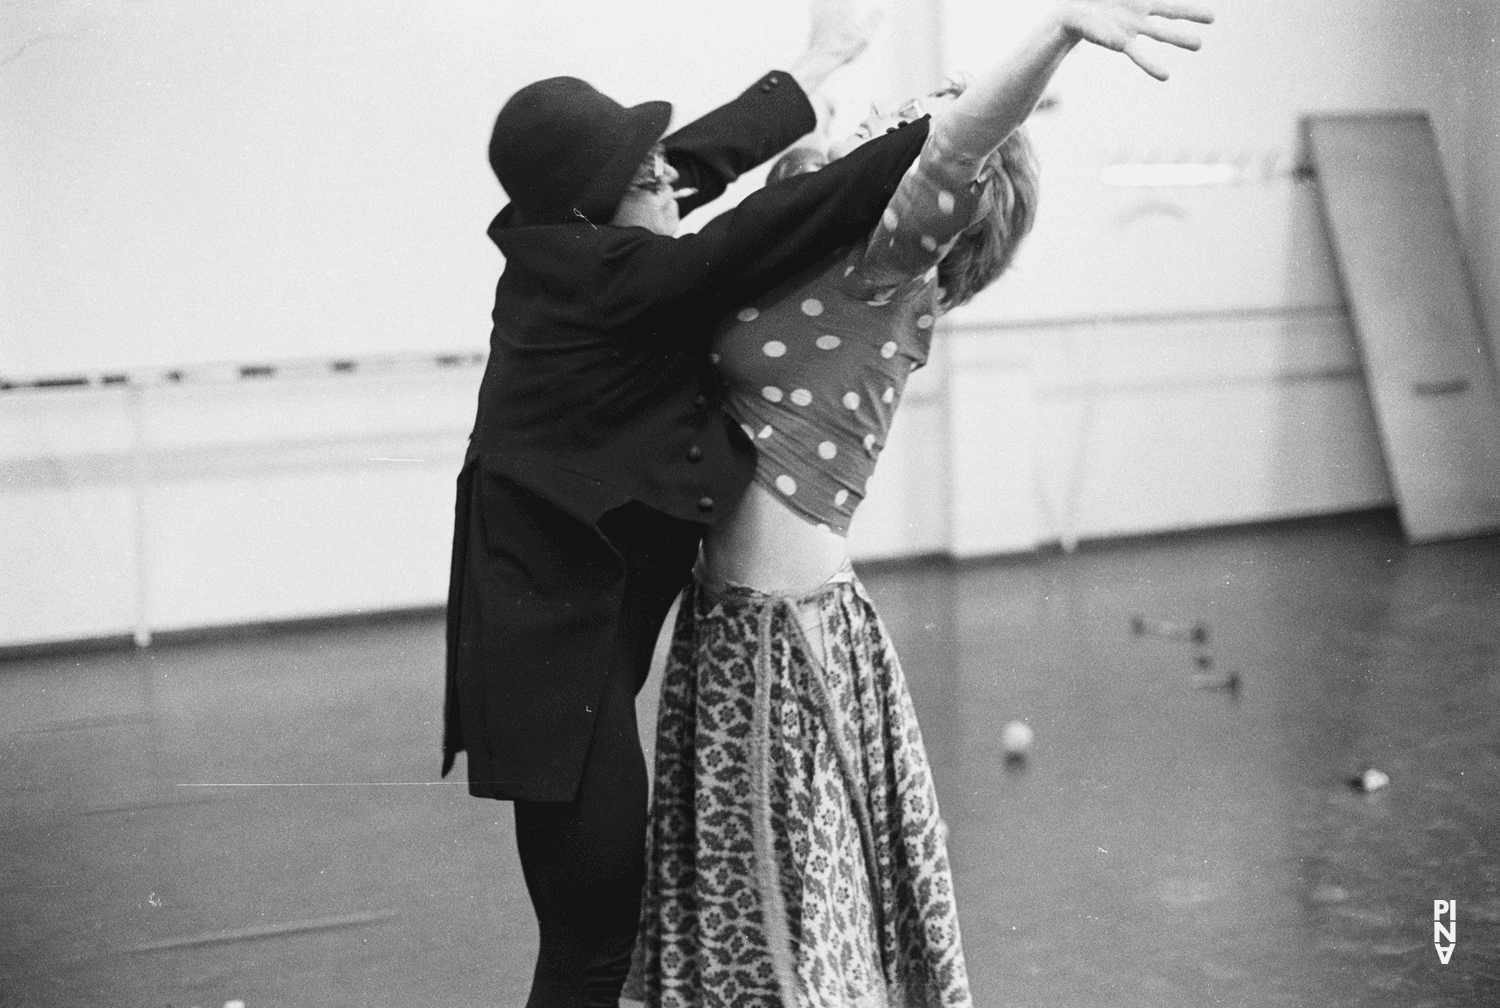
[661,70,817,214]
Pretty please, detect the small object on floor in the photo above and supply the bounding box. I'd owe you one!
[1000,720,1034,759]
[1350,767,1390,793]
[1130,615,1209,645]
[1190,670,1241,692]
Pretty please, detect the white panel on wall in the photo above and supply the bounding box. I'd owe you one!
[946,329,1044,556]
[849,352,950,560]
[144,459,461,631]
[0,368,480,647]
[0,389,139,644]
[1035,377,1393,541]
[136,369,478,630]
[964,309,1393,548]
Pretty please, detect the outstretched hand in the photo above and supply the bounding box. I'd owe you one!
[1057,0,1215,81]
[790,0,884,99]
[807,0,883,69]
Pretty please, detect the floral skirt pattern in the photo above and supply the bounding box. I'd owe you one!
[624,571,971,1008]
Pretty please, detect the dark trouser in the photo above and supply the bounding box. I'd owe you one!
[513,502,702,1008]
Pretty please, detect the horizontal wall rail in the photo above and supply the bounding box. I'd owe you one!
[1,350,487,395]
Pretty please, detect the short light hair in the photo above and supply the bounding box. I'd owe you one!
[936,126,1039,313]
[764,77,1039,311]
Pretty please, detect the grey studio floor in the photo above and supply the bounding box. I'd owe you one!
[3,509,1498,1008]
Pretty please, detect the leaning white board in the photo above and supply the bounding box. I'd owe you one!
[1304,112,1500,543]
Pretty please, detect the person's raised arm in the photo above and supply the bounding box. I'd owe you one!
[936,0,1214,169]
[665,0,883,214]
[788,0,884,125]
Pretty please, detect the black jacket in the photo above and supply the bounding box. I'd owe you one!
[443,70,931,800]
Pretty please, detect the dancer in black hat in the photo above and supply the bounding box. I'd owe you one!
[439,3,935,1006]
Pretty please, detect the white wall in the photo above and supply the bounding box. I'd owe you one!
[878,0,1497,557]
[4,1,1497,646]
[941,0,1482,325]
[0,0,824,376]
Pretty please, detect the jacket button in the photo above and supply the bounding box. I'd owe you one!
[687,445,704,463]
[693,394,708,409]
[696,496,715,513]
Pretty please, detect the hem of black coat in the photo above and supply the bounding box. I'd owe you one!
[442,752,581,803]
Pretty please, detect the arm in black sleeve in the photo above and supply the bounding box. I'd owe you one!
[662,71,816,218]
[594,116,931,331]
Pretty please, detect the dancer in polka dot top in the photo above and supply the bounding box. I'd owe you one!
[712,108,1029,537]
[628,5,1215,1008]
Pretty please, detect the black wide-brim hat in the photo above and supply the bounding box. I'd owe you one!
[489,76,672,226]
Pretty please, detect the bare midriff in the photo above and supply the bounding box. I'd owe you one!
[702,480,851,596]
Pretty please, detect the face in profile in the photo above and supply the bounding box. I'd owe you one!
[825,90,960,162]
[615,144,683,234]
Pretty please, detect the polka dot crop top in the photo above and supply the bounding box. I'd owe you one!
[712,132,992,535]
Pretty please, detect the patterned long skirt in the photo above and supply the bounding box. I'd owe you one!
[624,569,972,1008]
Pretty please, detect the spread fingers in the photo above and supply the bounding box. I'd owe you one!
[1149,1,1215,25]
[1139,18,1205,51]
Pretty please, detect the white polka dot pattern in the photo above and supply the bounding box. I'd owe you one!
[740,424,755,440]
[713,138,984,536]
